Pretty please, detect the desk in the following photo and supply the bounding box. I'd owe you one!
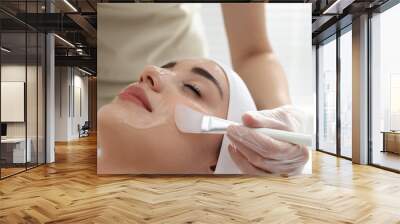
[381,131,400,155]
[1,138,31,163]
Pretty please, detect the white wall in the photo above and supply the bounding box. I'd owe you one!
[201,3,314,132]
[54,67,89,141]
[72,73,89,138]
[55,67,69,141]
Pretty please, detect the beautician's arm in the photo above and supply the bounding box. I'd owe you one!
[221,3,291,110]
[222,4,309,176]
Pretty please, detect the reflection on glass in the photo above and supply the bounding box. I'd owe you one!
[371,3,400,171]
[340,29,352,158]
[318,37,337,154]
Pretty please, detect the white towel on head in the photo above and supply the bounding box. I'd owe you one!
[211,60,257,174]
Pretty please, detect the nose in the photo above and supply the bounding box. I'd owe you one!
[139,65,163,93]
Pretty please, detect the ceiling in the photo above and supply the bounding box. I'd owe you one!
[310,0,392,43]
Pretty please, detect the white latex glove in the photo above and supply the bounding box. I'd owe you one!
[226,105,309,176]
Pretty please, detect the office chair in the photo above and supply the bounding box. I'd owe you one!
[79,121,90,138]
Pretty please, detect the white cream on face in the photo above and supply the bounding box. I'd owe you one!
[102,96,173,130]
[99,89,209,132]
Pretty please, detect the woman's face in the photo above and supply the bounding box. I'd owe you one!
[98,58,229,174]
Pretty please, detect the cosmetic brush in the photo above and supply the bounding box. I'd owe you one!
[175,104,312,146]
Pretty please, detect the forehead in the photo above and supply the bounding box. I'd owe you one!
[174,58,228,86]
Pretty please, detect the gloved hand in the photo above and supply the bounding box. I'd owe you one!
[226,105,309,176]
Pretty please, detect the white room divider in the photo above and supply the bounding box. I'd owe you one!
[1,81,25,122]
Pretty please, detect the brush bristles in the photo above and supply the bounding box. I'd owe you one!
[174,104,205,133]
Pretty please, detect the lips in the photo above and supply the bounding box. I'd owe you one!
[118,85,153,112]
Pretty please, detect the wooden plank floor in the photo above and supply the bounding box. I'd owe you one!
[1,167,26,178]
[1,135,400,224]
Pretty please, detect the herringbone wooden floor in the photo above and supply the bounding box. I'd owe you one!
[1,135,400,224]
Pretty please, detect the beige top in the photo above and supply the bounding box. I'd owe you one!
[97,3,207,108]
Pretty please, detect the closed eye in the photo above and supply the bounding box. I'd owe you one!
[184,83,201,97]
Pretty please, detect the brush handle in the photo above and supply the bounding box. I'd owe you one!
[205,116,312,146]
[255,127,312,146]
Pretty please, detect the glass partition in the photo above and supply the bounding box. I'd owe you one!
[1,30,28,177]
[317,36,337,155]
[0,1,46,179]
[27,30,38,169]
[38,32,45,165]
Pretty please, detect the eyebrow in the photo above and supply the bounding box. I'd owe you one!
[191,67,223,98]
[161,61,176,68]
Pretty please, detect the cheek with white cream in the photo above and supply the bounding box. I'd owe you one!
[108,96,173,129]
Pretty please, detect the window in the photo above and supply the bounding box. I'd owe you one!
[339,28,352,158]
[318,37,337,154]
[370,2,400,171]
[390,74,400,131]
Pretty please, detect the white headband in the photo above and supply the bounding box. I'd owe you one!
[212,60,257,174]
